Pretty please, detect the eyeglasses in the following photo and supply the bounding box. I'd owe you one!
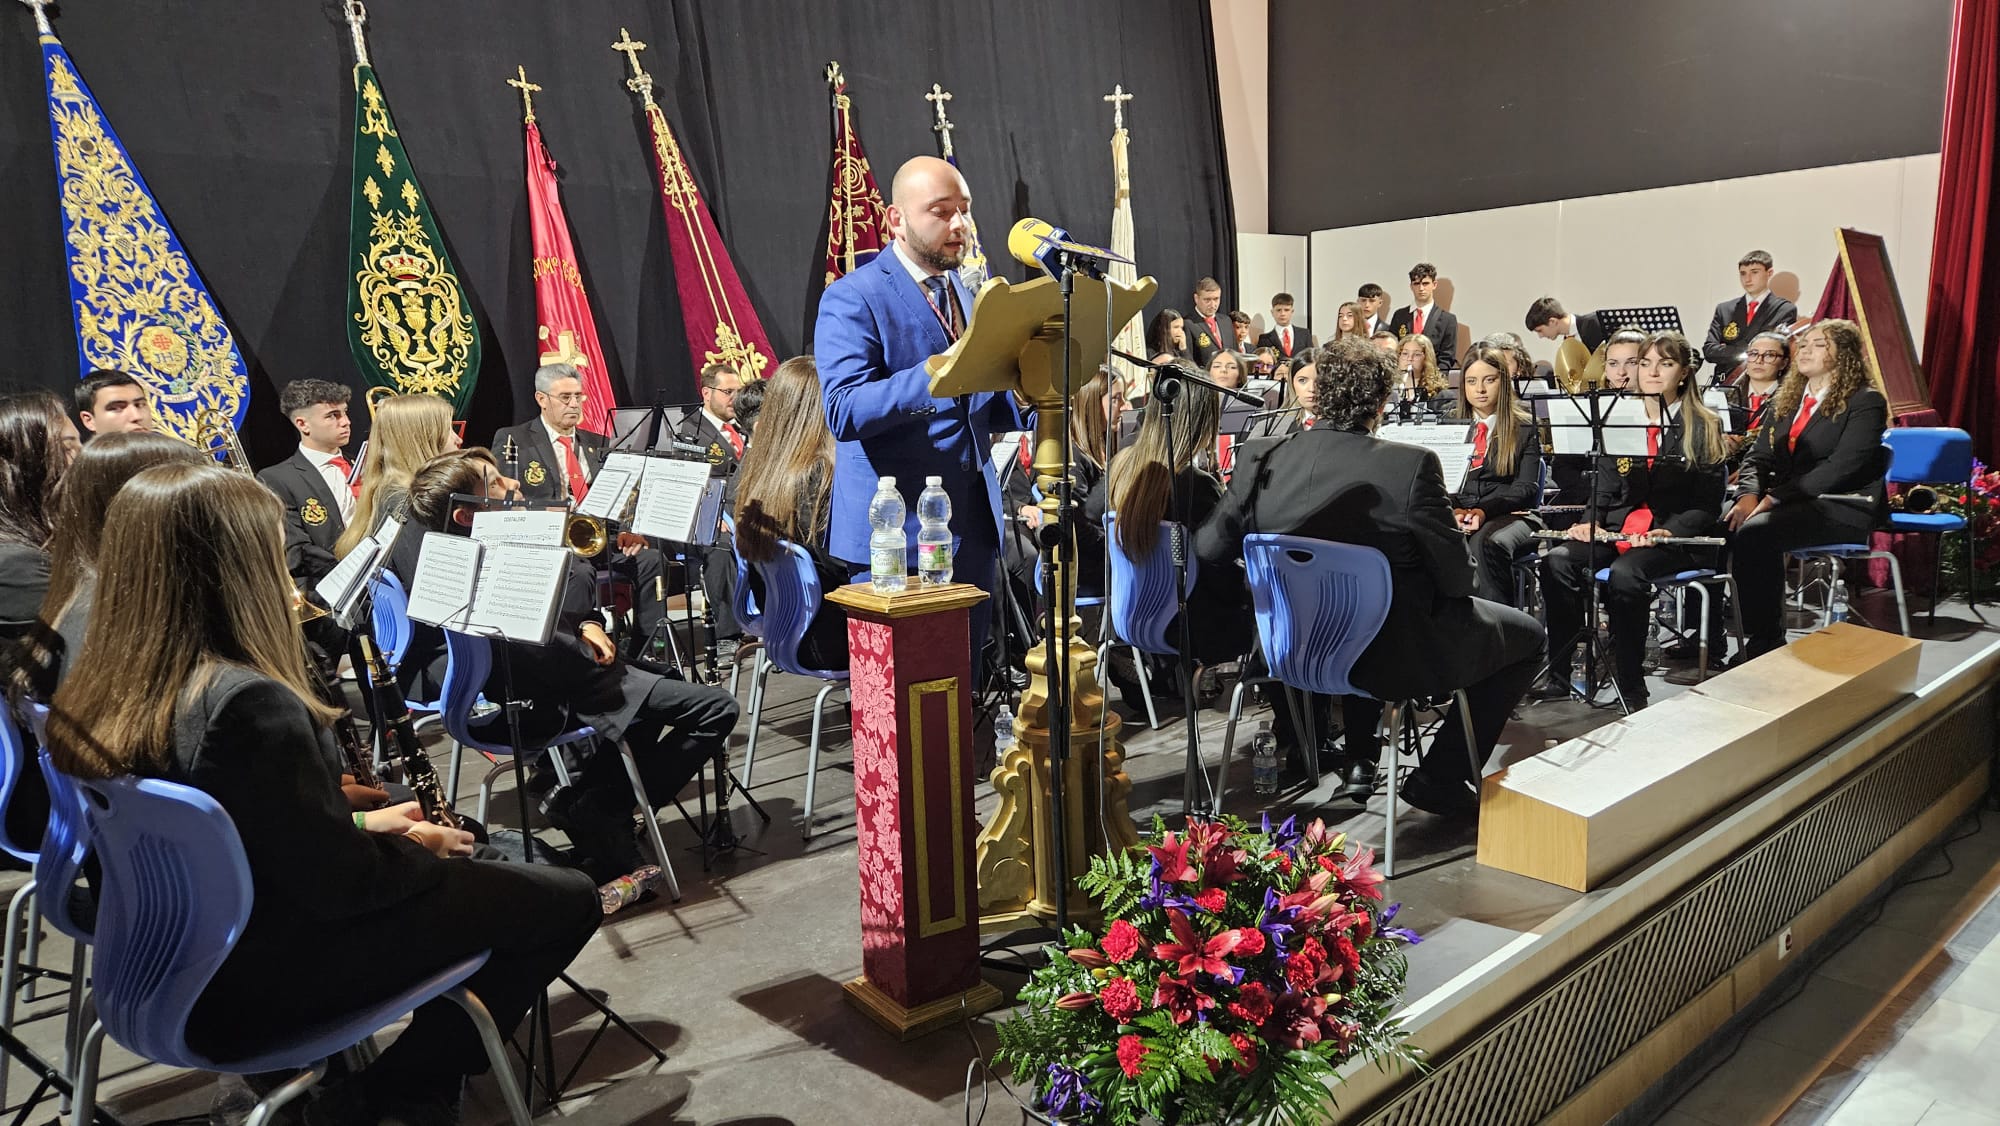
[1745,350,1786,361]
[545,392,587,405]
[706,385,740,397]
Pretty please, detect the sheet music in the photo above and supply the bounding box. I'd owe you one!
[630,456,714,542]
[575,466,635,520]
[1543,396,1655,457]
[404,533,482,629]
[469,508,566,548]
[1379,422,1476,491]
[1602,396,1671,456]
[467,542,569,645]
[314,536,381,618]
[1703,388,1734,433]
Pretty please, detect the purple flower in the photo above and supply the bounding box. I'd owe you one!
[1380,901,1422,945]
[1041,1063,1101,1117]
[1262,812,1301,851]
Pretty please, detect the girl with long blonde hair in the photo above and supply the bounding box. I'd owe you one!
[335,392,458,557]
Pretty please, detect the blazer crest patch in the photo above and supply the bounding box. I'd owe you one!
[301,498,328,526]
[1196,331,1213,348]
[524,460,547,486]
[708,442,726,465]
[1723,322,1740,341]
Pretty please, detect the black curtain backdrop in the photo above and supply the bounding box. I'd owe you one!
[1269,0,1951,234]
[0,0,1235,463]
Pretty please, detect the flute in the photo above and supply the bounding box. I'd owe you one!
[1531,529,1727,546]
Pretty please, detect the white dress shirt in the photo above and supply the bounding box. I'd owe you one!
[543,419,593,485]
[299,444,355,522]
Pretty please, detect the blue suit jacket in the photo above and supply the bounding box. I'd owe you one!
[815,246,1020,566]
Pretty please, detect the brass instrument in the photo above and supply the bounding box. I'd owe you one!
[1552,337,1608,393]
[565,513,609,557]
[192,407,252,471]
[1890,485,1937,514]
[364,384,398,416]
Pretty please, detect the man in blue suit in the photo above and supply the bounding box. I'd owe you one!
[816,155,1020,668]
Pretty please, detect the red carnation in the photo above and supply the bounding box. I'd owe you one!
[1333,935,1362,980]
[1229,1031,1259,1075]
[1099,976,1142,1023]
[1227,980,1274,1025]
[1116,1034,1148,1078]
[1263,849,1293,875]
[1233,927,1266,956]
[1285,938,1327,993]
[1195,887,1228,913]
[1101,918,1142,963]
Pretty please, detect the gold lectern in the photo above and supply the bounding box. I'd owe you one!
[927,271,1155,927]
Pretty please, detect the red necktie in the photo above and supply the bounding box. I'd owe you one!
[1281,327,1292,355]
[1788,395,1817,446]
[1745,298,1761,325]
[326,454,359,498]
[1470,421,1488,468]
[722,421,745,458]
[1617,428,1663,554]
[1412,307,1426,337]
[1205,316,1219,344]
[1647,426,1661,459]
[1302,415,1314,429]
[1750,392,1769,417]
[557,435,588,501]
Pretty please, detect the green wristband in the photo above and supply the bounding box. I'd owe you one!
[354,812,367,830]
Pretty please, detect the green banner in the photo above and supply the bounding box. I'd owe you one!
[345,64,480,413]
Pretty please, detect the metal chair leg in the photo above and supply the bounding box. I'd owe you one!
[446,985,536,1126]
[617,743,681,902]
[742,654,772,784]
[800,681,842,838]
[245,1062,327,1126]
[1128,646,1162,731]
[1217,680,1249,803]
[444,740,465,808]
[1883,551,1911,635]
[0,878,33,1108]
[1455,688,1481,784]
[1929,530,1944,626]
[1690,583,1712,681]
[69,1020,105,1126]
[1381,701,1402,879]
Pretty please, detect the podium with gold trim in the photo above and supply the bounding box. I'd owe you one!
[826,581,1003,1038]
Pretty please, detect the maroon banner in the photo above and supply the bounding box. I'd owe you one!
[823,62,891,287]
[524,119,616,434]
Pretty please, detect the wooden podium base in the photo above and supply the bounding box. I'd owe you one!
[842,976,1005,1040]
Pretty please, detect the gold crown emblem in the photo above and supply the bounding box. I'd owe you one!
[376,252,432,283]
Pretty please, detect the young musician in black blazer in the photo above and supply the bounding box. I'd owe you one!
[491,363,668,653]
[1255,292,1314,359]
[1451,344,1544,605]
[1703,250,1800,378]
[1389,262,1459,370]
[1196,338,1546,815]
[47,462,599,1124]
[1725,320,1889,661]
[1524,297,1609,353]
[1539,332,1728,710]
[259,381,357,590]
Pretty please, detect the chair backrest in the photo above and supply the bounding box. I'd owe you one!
[77,772,253,1069]
[1104,515,1198,656]
[438,629,508,756]
[0,699,36,862]
[727,515,763,640]
[750,541,845,679]
[1883,427,1973,486]
[36,746,94,942]
[370,571,414,669]
[1242,534,1393,698]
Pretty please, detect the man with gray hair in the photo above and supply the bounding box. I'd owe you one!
[493,362,669,655]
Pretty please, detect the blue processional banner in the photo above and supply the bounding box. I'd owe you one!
[38,25,249,441]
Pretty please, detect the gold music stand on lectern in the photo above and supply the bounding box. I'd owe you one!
[928,271,1156,928]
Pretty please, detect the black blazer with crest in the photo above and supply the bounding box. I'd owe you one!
[490,421,608,505]
[257,448,348,585]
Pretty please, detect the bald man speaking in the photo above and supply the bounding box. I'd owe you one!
[816,155,1021,669]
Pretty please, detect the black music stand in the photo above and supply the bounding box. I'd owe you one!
[1596,306,1685,335]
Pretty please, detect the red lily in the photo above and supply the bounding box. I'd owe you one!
[1152,972,1216,1025]
[1331,846,1386,901]
[1147,831,1198,883]
[1152,908,1244,979]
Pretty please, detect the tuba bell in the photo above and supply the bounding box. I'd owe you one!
[1890,485,1938,514]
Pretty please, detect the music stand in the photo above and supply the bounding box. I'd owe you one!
[1596,306,1685,335]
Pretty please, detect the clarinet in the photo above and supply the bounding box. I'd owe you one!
[302,639,380,791]
[354,631,462,831]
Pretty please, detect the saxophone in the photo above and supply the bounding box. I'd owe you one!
[354,632,462,832]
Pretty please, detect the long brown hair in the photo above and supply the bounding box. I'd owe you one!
[40,432,206,628]
[1770,319,1881,429]
[1456,344,1531,477]
[1071,367,1116,470]
[49,463,339,779]
[1640,331,1725,467]
[0,390,75,549]
[337,393,455,557]
[1335,302,1366,341]
[1395,334,1448,397]
[405,448,501,531]
[1106,381,1220,555]
[734,357,836,563]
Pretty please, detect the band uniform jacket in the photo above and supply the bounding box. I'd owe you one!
[1702,293,1800,373]
[1574,311,1608,354]
[1735,386,1888,514]
[1255,325,1314,359]
[1188,311,1228,368]
[674,410,739,481]
[1195,426,1517,700]
[1451,420,1544,519]
[1584,416,1728,538]
[1389,304,1459,371]
[491,422,608,505]
[258,449,348,586]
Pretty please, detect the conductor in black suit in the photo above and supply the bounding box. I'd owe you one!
[1703,250,1799,379]
[1524,297,1609,353]
[491,363,667,652]
[1389,262,1459,371]
[1254,292,1314,360]
[1195,337,1545,816]
[671,362,745,652]
[257,379,357,670]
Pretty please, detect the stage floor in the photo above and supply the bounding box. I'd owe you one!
[11,595,1994,1125]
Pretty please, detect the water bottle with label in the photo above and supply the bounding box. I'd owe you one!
[917,475,954,585]
[1828,577,1849,624]
[868,476,907,593]
[994,704,1016,756]
[1251,721,1279,796]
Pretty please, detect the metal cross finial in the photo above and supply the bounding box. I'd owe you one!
[1105,84,1134,131]
[925,82,956,158]
[612,27,655,106]
[507,65,542,124]
[825,60,845,89]
[16,0,53,38]
[344,0,370,68]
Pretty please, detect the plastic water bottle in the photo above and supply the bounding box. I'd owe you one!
[1251,722,1279,796]
[869,476,907,593]
[917,476,954,585]
[1829,578,1849,624]
[994,704,1016,756]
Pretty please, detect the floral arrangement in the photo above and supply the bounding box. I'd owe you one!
[1930,459,2000,597]
[994,816,1422,1125]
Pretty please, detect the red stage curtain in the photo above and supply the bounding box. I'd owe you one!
[1922,0,2000,461]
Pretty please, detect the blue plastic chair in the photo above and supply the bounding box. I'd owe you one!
[1588,565,1743,694]
[1230,534,1481,877]
[0,700,49,1107]
[437,629,679,901]
[65,772,532,1126]
[36,744,96,1094]
[726,512,763,696]
[740,541,850,838]
[1788,442,1911,637]
[1885,427,1974,626]
[1097,515,1198,731]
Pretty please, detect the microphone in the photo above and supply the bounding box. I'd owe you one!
[1007,217,1133,278]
